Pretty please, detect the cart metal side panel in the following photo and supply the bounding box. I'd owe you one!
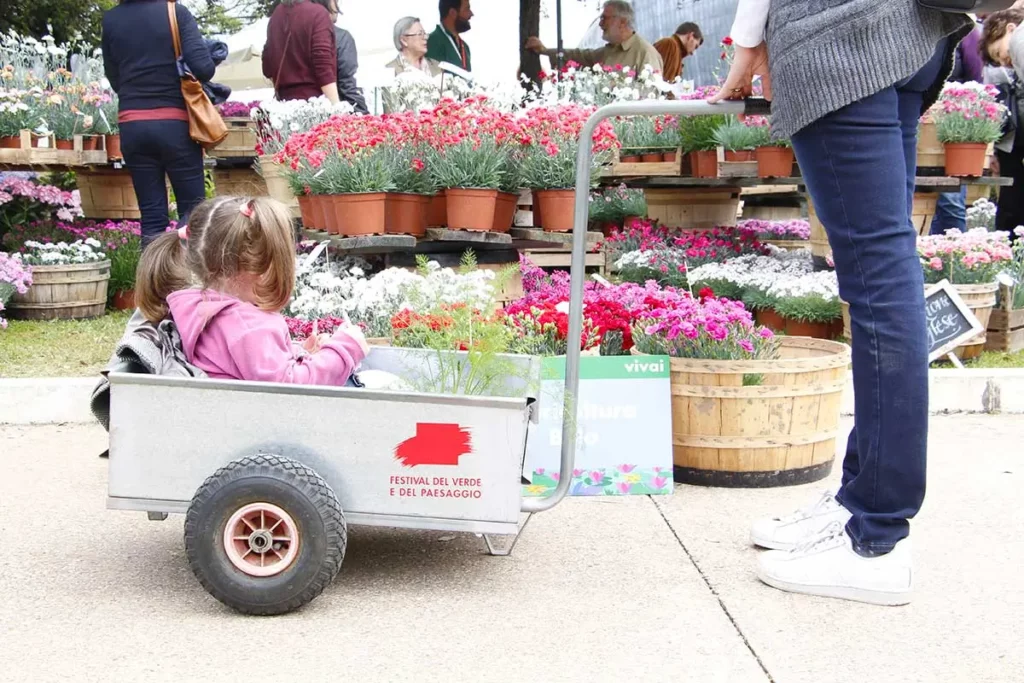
[107,374,530,533]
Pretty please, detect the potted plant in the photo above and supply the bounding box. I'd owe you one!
[765,271,842,339]
[631,288,849,487]
[429,136,506,232]
[679,113,726,178]
[99,95,121,159]
[319,147,394,236]
[519,104,617,232]
[612,117,643,163]
[748,121,794,178]
[386,146,434,237]
[103,221,142,310]
[932,82,1005,177]
[655,115,681,162]
[714,118,760,162]
[7,239,110,320]
[0,89,34,149]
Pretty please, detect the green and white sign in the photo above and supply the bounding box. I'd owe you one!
[522,355,674,497]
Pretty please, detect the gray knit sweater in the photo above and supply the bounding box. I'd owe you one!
[767,0,974,138]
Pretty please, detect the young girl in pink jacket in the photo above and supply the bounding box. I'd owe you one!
[136,196,368,385]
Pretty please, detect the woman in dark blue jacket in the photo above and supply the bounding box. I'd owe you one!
[102,0,215,249]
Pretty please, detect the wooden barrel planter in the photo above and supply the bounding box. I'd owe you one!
[259,155,300,218]
[953,283,998,360]
[842,282,998,359]
[7,261,110,320]
[213,167,268,198]
[77,169,148,220]
[665,337,851,488]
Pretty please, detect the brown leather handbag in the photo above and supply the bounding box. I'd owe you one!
[167,1,227,150]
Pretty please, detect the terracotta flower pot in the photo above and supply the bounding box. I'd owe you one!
[55,139,74,151]
[783,318,838,340]
[309,195,330,232]
[331,192,387,236]
[755,308,786,332]
[689,150,719,178]
[445,188,498,231]
[943,142,987,177]
[532,191,544,228]
[493,191,518,232]
[105,134,122,159]
[385,192,428,236]
[0,136,19,149]
[111,289,135,311]
[641,152,664,163]
[534,189,576,233]
[427,192,447,227]
[756,146,795,178]
[623,215,644,230]
[82,136,98,151]
[663,151,678,163]
[620,154,642,163]
[297,195,316,229]
[725,150,756,162]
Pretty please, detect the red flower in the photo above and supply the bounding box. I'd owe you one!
[698,287,715,301]
[722,36,734,46]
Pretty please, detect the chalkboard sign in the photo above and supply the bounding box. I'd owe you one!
[925,280,985,362]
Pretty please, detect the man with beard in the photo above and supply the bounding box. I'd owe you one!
[526,0,662,75]
[427,0,474,72]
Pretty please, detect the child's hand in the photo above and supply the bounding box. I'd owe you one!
[302,334,329,354]
[339,322,370,357]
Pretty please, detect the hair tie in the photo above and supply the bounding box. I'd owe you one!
[177,225,190,240]
[239,202,254,218]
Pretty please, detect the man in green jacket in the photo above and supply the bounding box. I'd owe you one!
[426,0,473,73]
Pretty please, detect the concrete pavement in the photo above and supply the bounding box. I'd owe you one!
[0,416,1020,683]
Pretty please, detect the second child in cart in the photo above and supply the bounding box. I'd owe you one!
[136,196,370,386]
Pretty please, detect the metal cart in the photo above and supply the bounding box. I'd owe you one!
[106,98,761,615]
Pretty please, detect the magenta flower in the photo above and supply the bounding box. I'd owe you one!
[618,464,637,473]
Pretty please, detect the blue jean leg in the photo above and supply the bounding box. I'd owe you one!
[930,187,967,234]
[791,44,946,553]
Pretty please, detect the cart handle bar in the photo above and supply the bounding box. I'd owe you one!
[521,98,766,514]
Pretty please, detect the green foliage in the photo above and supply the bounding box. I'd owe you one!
[713,119,762,152]
[428,138,506,190]
[773,295,841,323]
[678,114,727,153]
[0,0,115,50]
[321,148,395,195]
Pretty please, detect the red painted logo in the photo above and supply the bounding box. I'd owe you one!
[394,424,473,468]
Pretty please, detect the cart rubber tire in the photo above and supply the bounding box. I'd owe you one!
[184,454,346,616]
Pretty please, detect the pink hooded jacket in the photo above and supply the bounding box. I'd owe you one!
[167,289,366,386]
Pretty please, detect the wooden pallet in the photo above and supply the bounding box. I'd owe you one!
[0,130,108,167]
[718,160,758,178]
[213,166,267,197]
[645,186,742,228]
[301,229,417,253]
[510,227,603,247]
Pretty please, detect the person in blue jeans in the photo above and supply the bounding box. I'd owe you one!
[711,0,972,606]
[102,0,215,250]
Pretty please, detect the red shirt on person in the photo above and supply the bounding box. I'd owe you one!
[262,0,337,101]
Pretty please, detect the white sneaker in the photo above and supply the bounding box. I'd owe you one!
[750,490,852,550]
[756,522,913,606]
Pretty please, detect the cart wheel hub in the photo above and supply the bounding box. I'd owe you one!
[223,502,300,577]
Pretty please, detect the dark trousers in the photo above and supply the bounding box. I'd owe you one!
[790,42,947,554]
[996,149,1024,236]
[120,119,205,250]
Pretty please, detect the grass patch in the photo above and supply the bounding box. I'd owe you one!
[965,349,1024,369]
[0,311,131,378]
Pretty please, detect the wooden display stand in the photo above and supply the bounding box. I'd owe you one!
[209,118,258,159]
[645,187,741,228]
[606,148,683,177]
[0,130,108,167]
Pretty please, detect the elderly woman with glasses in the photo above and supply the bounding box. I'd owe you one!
[387,16,442,76]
